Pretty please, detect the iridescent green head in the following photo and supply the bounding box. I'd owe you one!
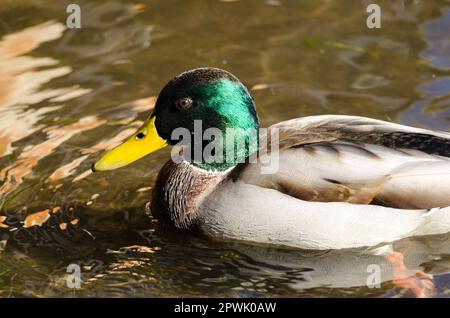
[93,68,260,172]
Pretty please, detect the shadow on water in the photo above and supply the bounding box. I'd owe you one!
[0,0,450,297]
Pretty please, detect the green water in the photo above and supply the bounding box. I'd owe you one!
[0,0,449,297]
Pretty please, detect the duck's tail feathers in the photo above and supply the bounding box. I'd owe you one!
[414,206,450,237]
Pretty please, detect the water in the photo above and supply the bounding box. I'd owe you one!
[0,0,449,297]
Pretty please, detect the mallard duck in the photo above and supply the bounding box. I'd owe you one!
[93,67,450,251]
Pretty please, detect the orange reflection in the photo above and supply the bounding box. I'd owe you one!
[0,215,7,228]
[23,209,51,228]
[0,19,157,222]
[0,21,98,199]
[0,116,105,196]
[0,21,69,158]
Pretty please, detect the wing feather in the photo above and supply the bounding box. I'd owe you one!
[241,115,450,209]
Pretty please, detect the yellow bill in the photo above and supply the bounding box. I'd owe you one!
[93,116,168,171]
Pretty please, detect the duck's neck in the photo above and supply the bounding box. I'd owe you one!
[151,160,229,229]
[191,127,260,171]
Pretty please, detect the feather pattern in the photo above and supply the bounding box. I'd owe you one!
[199,181,450,250]
[152,115,450,249]
[242,115,450,209]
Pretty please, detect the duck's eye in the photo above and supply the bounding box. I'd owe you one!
[135,131,146,140]
[175,97,193,110]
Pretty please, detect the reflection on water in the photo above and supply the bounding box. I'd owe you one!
[0,0,449,297]
[400,5,450,130]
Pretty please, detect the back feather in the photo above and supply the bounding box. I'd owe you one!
[241,115,450,209]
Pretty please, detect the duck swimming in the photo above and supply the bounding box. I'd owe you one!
[93,67,450,251]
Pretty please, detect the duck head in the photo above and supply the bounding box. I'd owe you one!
[93,67,260,172]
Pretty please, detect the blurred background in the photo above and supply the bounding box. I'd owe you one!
[0,0,449,297]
